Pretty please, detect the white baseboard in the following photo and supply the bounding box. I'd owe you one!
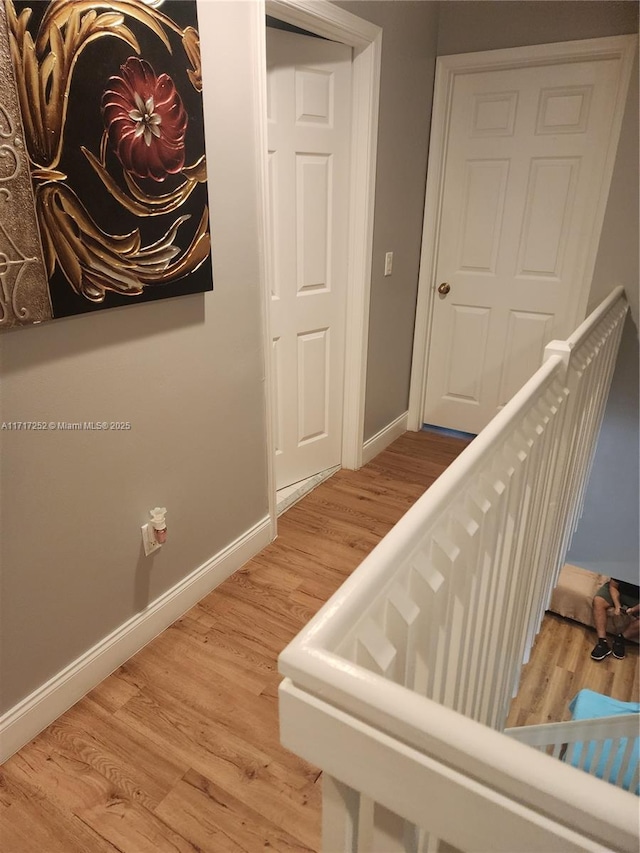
[361,411,408,465]
[0,516,273,764]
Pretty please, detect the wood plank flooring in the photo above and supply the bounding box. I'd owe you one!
[506,611,639,728]
[3,428,635,852]
[0,430,469,853]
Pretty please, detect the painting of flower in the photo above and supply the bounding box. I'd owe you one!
[103,56,188,181]
[0,0,212,330]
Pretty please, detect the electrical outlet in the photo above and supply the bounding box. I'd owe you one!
[384,251,393,276]
[142,523,162,556]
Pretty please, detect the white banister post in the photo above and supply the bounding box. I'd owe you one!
[543,339,572,374]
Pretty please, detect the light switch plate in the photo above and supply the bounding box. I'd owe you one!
[384,252,393,276]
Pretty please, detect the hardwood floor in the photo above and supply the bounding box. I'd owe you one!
[0,430,470,853]
[506,611,639,728]
[3,429,635,851]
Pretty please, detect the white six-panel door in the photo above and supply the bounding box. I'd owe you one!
[423,50,630,434]
[267,28,352,490]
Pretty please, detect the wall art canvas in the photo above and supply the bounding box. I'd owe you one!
[0,0,212,331]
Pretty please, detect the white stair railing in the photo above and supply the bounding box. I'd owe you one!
[505,714,639,795]
[279,287,634,852]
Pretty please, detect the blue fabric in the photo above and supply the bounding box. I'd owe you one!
[566,689,640,794]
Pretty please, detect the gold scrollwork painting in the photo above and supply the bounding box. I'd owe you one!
[0,0,212,330]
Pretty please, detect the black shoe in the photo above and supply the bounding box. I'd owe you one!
[612,634,625,659]
[591,638,611,661]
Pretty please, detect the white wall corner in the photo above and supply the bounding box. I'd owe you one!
[0,517,272,764]
[362,411,408,466]
[251,0,278,535]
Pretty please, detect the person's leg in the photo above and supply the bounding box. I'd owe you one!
[591,589,613,660]
[592,595,610,639]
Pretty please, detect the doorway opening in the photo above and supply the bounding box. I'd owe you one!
[257,1,382,530]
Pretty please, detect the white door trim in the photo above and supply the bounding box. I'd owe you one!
[408,34,637,432]
[254,0,382,532]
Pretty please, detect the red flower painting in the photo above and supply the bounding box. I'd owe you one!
[102,56,188,181]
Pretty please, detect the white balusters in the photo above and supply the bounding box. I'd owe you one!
[505,712,639,794]
[409,548,446,698]
[279,288,633,851]
[385,584,420,687]
[322,775,361,851]
[357,617,397,678]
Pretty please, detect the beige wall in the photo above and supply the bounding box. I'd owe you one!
[0,1,269,712]
[437,0,638,54]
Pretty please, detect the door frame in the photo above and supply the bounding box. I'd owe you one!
[407,35,637,432]
[253,0,382,529]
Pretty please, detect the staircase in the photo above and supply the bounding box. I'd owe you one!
[505,710,639,795]
[278,287,637,851]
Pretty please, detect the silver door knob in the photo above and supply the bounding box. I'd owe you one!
[438,282,450,295]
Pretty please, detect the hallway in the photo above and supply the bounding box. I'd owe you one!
[0,430,469,853]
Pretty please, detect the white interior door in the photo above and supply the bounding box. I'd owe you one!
[423,48,630,434]
[267,28,352,489]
